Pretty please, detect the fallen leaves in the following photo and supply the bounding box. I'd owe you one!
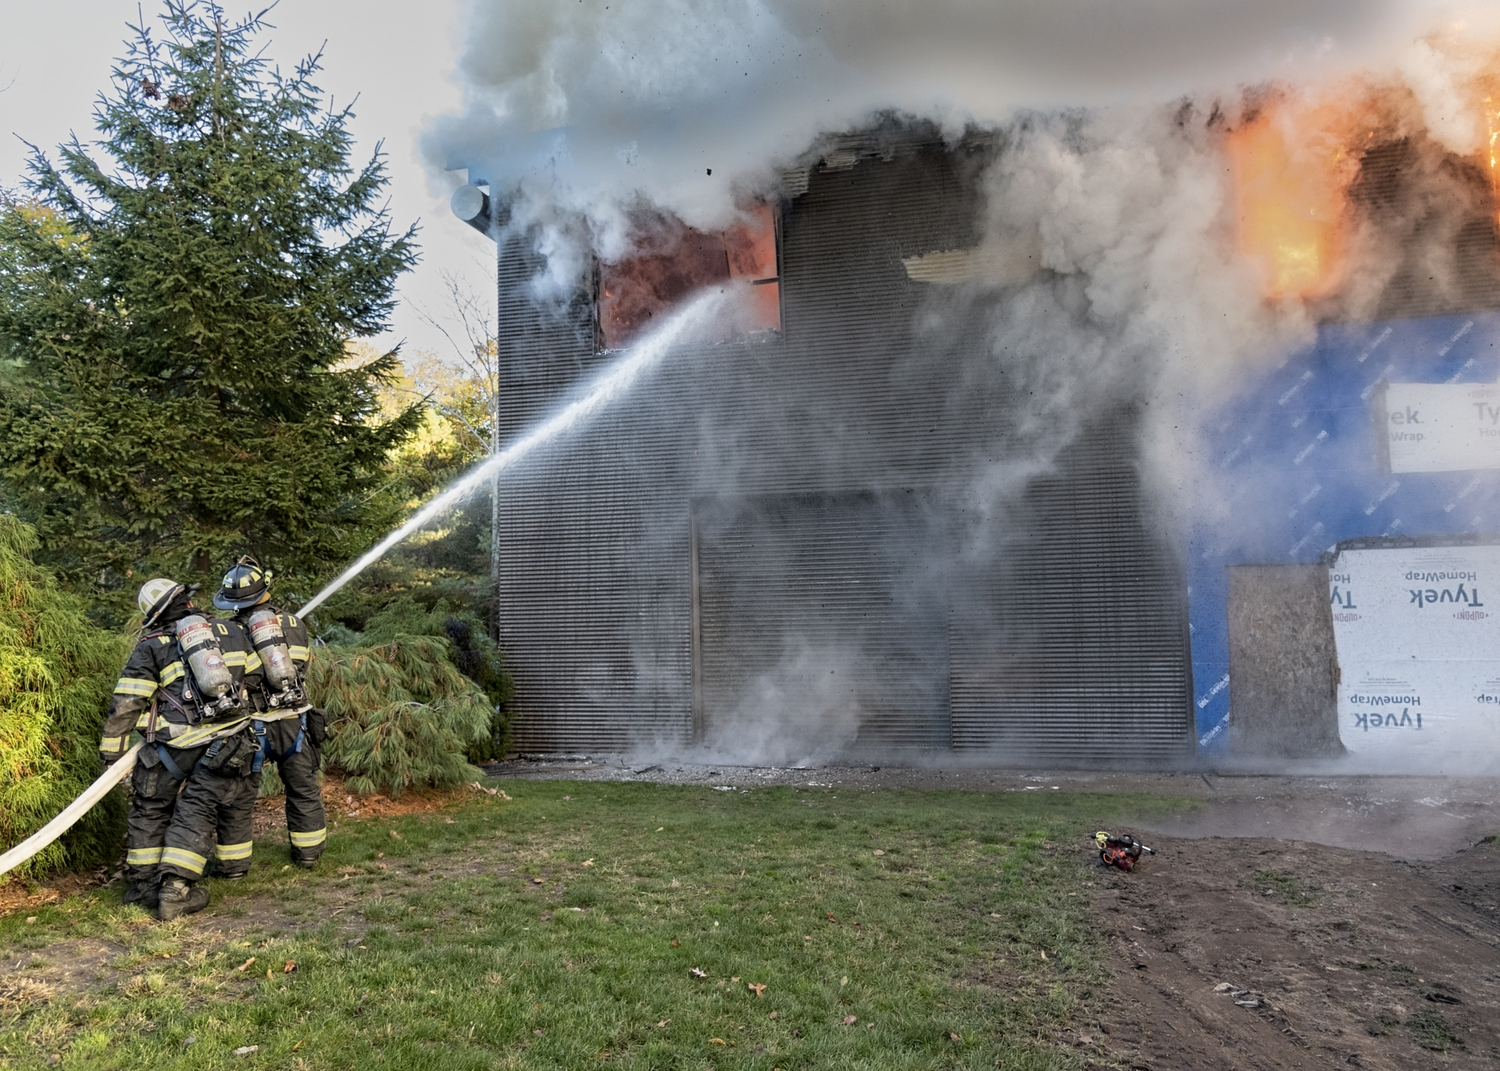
[582,859,595,866]
[689,967,707,979]
[825,911,838,924]
[388,830,402,840]
[709,1038,733,1046]
[283,961,296,973]
[670,940,680,947]
[233,1045,258,1057]
[234,958,255,972]
[842,1015,857,1026]
[873,849,885,856]
[748,982,767,997]
[654,1019,669,1028]
[467,782,511,799]
[484,973,503,984]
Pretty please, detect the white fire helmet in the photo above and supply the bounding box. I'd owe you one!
[137,577,188,629]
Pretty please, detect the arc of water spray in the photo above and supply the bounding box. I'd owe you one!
[0,289,732,875]
[297,286,732,619]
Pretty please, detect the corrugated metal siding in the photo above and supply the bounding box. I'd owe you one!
[948,409,1195,762]
[1345,138,1500,322]
[495,132,1195,759]
[694,491,950,752]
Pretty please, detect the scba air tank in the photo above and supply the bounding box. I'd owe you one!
[247,608,302,704]
[174,615,240,716]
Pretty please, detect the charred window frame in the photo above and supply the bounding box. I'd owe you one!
[593,202,782,351]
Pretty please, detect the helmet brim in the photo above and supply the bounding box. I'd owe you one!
[213,589,266,610]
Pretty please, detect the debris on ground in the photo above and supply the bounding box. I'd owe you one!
[1095,831,1154,871]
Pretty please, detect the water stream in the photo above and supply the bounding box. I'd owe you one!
[297,286,730,618]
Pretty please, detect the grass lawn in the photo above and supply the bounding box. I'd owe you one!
[0,781,1180,1070]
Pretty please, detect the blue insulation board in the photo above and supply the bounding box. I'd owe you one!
[1189,311,1500,752]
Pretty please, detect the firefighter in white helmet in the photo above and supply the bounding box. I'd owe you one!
[100,578,263,920]
[214,556,327,868]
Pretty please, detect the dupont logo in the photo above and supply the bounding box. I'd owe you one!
[1436,319,1474,357]
[1293,430,1328,465]
[1360,363,1395,402]
[1278,371,1313,407]
[1195,673,1229,710]
[1363,480,1400,516]
[1356,326,1393,364]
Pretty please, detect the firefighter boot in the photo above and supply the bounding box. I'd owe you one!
[157,878,210,922]
[122,878,161,909]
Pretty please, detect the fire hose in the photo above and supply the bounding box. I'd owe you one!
[0,742,143,879]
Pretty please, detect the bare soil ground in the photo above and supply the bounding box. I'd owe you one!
[1089,834,1500,1070]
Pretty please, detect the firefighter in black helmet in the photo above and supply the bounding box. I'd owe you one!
[215,556,328,869]
[100,578,263,920]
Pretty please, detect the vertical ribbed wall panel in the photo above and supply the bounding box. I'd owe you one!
[947,410,1194,763]
[494,133,1195,759]
[695,491,949,753]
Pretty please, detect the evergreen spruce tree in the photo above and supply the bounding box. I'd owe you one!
[0,516,129,882]
[0,3,423,614]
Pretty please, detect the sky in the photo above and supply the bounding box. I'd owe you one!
[0,0,493,364]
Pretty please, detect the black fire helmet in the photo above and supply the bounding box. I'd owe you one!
[213,555,272,610]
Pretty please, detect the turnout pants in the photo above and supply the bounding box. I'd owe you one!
[125,740,259,886]
[124,744,207,889]
[264,713,327,864]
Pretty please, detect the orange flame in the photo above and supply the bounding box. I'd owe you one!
[1227,104,1353,301]
[1488,95,1500,222]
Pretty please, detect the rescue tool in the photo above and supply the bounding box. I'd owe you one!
[1095,830,1154,871]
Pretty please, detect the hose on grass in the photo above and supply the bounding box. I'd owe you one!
[0,742,143,879]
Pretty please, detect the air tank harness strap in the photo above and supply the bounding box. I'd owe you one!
[255,713,306,767]
[252,720,268,774]
[155,743,194,783]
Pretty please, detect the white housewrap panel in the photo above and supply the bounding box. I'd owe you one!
[1330,545,1500,762]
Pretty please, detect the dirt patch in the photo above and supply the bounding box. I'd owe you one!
[1089,833,1500,1070]
[251,776,476,836]
[0,869,113,916]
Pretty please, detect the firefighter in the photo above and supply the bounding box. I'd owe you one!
[214,556,328,869]
[101,578,263,921]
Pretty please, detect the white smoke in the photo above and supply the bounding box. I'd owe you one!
[431,0,1477,242]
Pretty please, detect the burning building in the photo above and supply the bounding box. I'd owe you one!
[446,84,1500,770]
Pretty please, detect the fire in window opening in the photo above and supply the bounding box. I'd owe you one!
[1226,98,1359,301]
[596,202,780,350]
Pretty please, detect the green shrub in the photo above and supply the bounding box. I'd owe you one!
[305,635,492,797]
[0,516,130,882]
[314,596,512,766]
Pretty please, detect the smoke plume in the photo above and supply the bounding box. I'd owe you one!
[429,0,1500,769]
